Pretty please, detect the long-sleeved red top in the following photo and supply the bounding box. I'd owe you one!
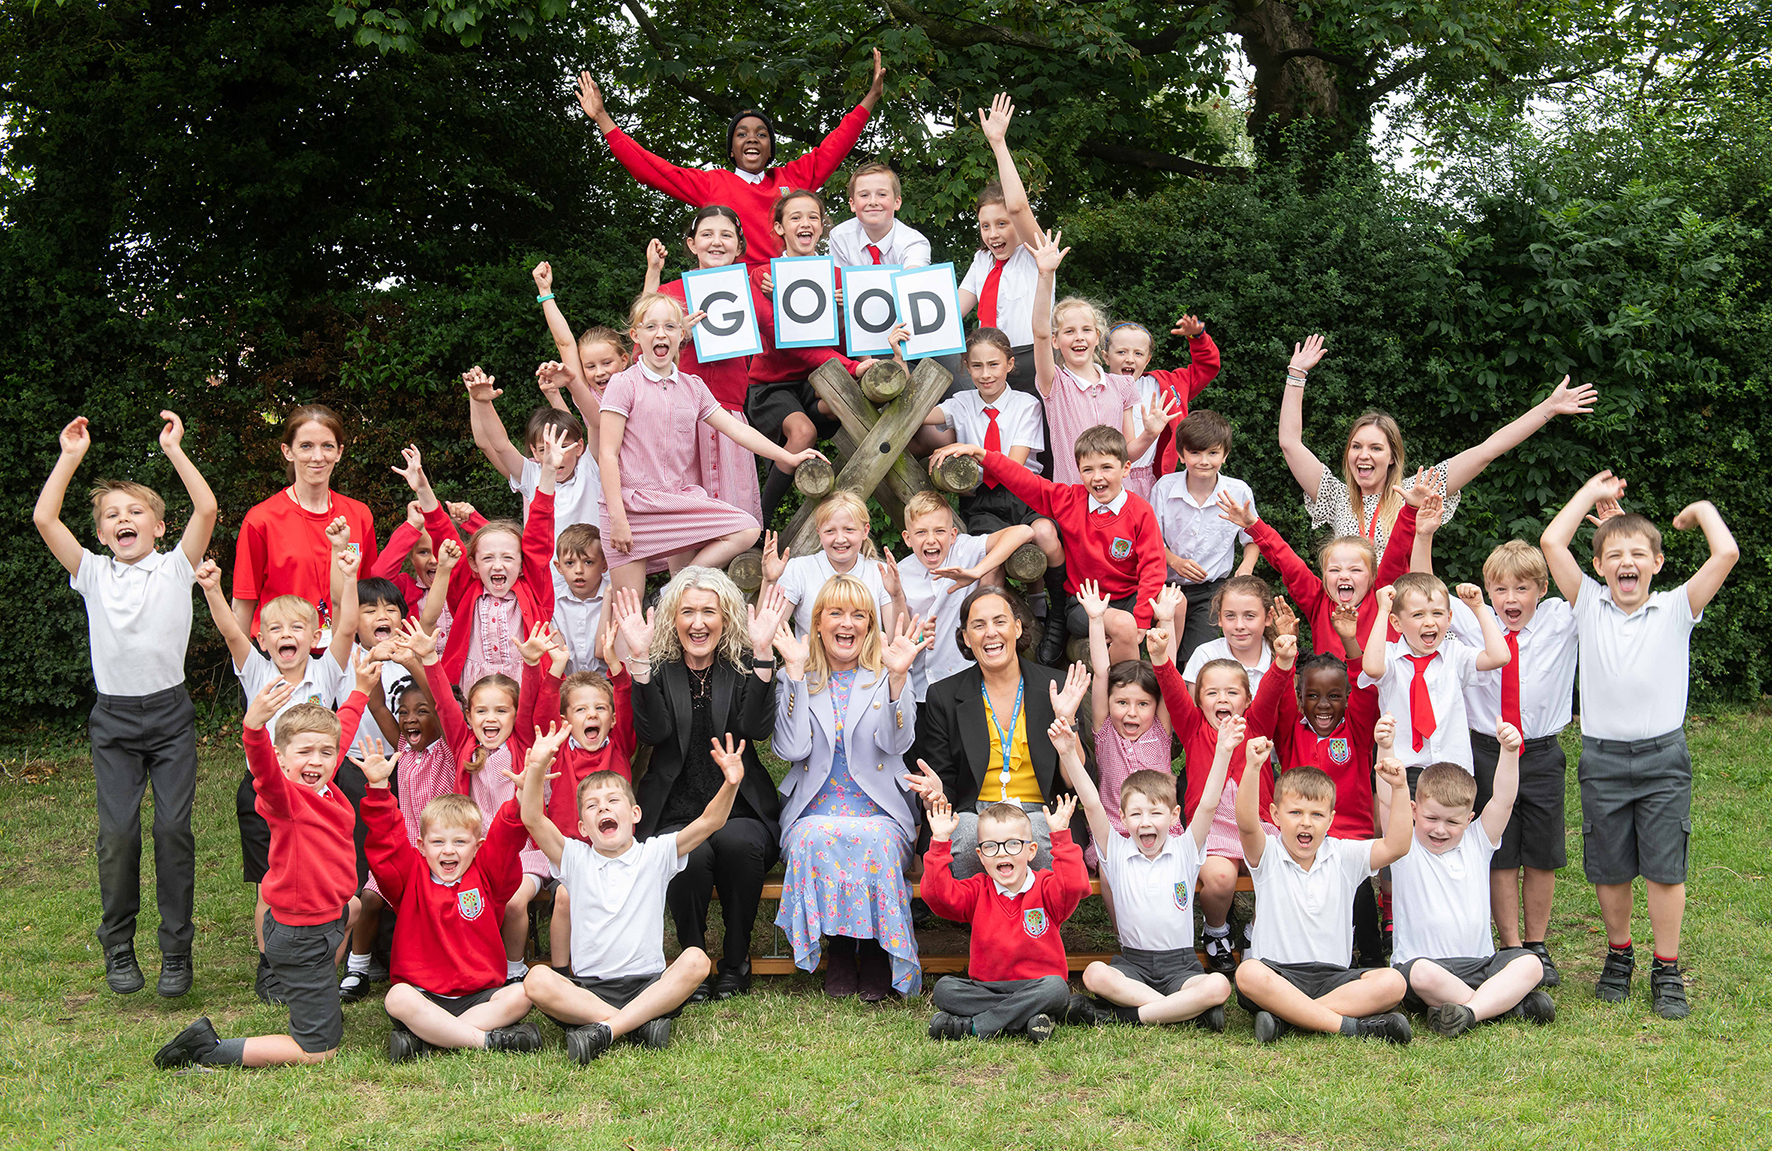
[1148,334,1223,477]
[425,495,556,688]
[921,829,1092,982]
[424,656,560,797]
[247,690,369,925]
[362,787,526,996]
[371,511,488,617]
[1153,658,1284,822]
[545,665,637,840]
[746,263,862,385]
[982,450,1167,627]
[1266,663,1381,839]
[603,105,873,268]
[1245,503,1416,662]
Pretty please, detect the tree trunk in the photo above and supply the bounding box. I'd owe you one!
[1231,1,1360,156]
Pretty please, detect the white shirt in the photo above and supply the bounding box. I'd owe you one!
[1390,820,1498,965]
[1149,473,1255,583]
[509,458,603,600]
[553,577,609,675]
[1449,598,1576,740]
[992,868,1037,900]
[344,646,415,759]
[941,389,1045,476]
[1184,638,1272,695]
[234,648,347,743]
[1359,640,1481,771]
[1573,576,1699,741]
[1247,834,1377,966]
[70,548,195,696]
[1090,490,1129,516]
[898,534,989,701]
[829,218,932,270]
[1097,832,1205,952]
[959,246,1048,349]
[778,552,894,636]
[560,833,688,979]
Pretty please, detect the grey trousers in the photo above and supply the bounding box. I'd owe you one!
[932,974,1070,1038]
[90,686,197,953]
[947,802,1053,879]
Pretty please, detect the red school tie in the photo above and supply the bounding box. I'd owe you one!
[867,244,883,265]
[982,407,1001,488]
[1405,652,1439,752]
[1501,630,1522,732]
[978,256,1008,328]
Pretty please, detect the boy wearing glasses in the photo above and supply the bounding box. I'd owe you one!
[920,795,1091,1042]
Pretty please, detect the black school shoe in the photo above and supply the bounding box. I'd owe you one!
[626,1017,672,1050]
[712,959,752,1001]
[688,975,716,1005]
[1430,1002,1477,1039]
[486,1021,544,1053]
[1192,1004,1227,1033]
[1512,989,1556,1025]
[154,1016,220,1070]
[565,1022,615,1064]
[1522,941,1561,987]
[1650,962,1690,1020]
[1024,1013,1056,1044]
[105,944,145,995]
[1062,993,1110,1027]
[928,1011,972,1040]
[338,971,376,1004]
[1201,934,1238,977]
[1252,1011,1290,1044]
[1595,945,1635,1004]
[157,953,192,998]
[1351,1012,1413,1045]
[388,1029,431,1063]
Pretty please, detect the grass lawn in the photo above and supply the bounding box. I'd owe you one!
[2,709,1770,1151]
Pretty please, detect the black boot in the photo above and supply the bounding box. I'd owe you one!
[1037,565,1070,667]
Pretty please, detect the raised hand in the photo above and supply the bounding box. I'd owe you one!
[927,796,958,841]
[1579,469,1627,505]
[1141,391,1182,437]
[536,361,575,397]
[1543,375,1597,418]
[1585,495,1624,528]
[326,514,352,553]
[1030,228,1069,275]
[610,586,655,658]
[405,499,425,530]
[400,617,439,660]
[1375,756,1406,794]
[516,621,556,666]
[576,72,612,128]
[531,261,553,294]
[709,734,748,787]
[1272,631,1298,670]
[1495,716,1523,753]
[1455,582,1484,609]
[1171,314,1206,339]
[878,547,903,599]
[646,237,668,275]
[1374,712,1397,752]
[1048,660,1090,721]
[335,545,361,581]
[391,444,430,494]
[58,416,92,458]
[1150,582,1186,624]
[772,621,809,676]
[447,501,476,524]
[1047,715,1077,758]
[1243,735,1273,773]
[978,91,1014,144]
[158,410,187,454]
[901,759,947,808]
[538,423,569,474]
[1272,596,1298,638]
[881,612,933,678]
[436,538,462,575]
[1288,333,1327,375]
[195,558,222,592]
[353,650,384,697]
[1415,489,1445,535]
[1330,603,1360,641]
[1374,584,1397,615]
[1217,714,1248,753]
[245,678,294,730]
[462,365,501,403]
[353,738,395,788]
[1078,579,1110,621]
[866,46,886,99]
[1672,500,1716,532]
[1046,793,1078,830]
[761,529,789,584]
[526,721,571,776]
[1215,490,1257,529]
[747,583,789,657]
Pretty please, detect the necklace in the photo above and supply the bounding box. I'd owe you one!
[688,662,714,699]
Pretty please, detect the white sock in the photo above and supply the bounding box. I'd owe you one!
[1204,922,1230,938]
[507,959,529,980]
[347,951,372,974]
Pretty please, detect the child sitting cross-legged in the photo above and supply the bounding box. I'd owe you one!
[1234,713,1417,1045]
[1387,718,1555,1038]
[1051,710,1237,1030]
[518,733,752,1062]
[355,739,545,1061]
[921,793,1091,1043]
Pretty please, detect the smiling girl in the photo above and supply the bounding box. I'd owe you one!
[762,491,899,637]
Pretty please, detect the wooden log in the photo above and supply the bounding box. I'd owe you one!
[1004,541,1048,584]
[1065,636,1091,664]
[793,457,835,498]
[928,452,981,494]
[834,428,928,513]
[726,549,764,594]
[858,360,907,404]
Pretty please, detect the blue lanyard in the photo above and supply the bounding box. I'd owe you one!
[983,677,1025,801]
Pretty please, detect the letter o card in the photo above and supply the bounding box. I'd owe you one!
[842,264,902,357]
[891,262,966,360]
[682,264,762,363]
[771,256,838,348]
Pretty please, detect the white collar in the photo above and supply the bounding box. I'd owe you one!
[1068,364,1104,393]
[426,867,465,890]
[640,361,675,382]
[1119,835,1177,865]
[1091,490,1129,515]
[733,167,767,185]
[587,837,645,866]
[1178,473,1226,508]
[993,869,1037,898]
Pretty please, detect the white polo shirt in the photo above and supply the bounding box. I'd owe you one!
[778,552,894,637]
[1389,820,1497,965]
[1247,834,1377,966]
[959,245,1047,349]
[1184,638,1272,695]
[829,218,932,270]
[1097,832,1205,952]
[70,548,196,696]
[510,458,603,599]
[1359,641,1481,771]
[561,833,688,979]
[897,533,989,701]
[942,388,1045,476]
[1149,473,1255,583]
[1573,576,1699,741]
[1449,597,1577,740]
[234,647,347,743]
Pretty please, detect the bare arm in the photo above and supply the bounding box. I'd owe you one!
[1277,335,1329,497]
[1049,717,1111,851]
[1369,757,1414,868]
[977,93,1042,248]
[1234,735,1269,868]
[1361,586,1395,682]
[1078,581,1112,723]
[1458,584,1512,672]
[32,418,89,576]
[1674,500,1739,614]
[1441,376,1597,494]
[462,367,527,479]
[196,560,254,669]
[703,407,824,470]
[1480,720,1522,845]
[1540,471,1623,604]
[1028,230,1067,398]
[512,726,570,867]
[676,736,747,855]
[158,412,218,566]
[599,410,631,553]
[1190,719,1246,852]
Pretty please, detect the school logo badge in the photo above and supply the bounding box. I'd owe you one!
[457,887,485,921]
[1328,738,1351,765]
[1110,537,1133,560]
[1173,882,1190,911]
[1023,907,1049,938]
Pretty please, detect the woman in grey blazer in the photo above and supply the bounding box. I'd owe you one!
[769,574,933,1002]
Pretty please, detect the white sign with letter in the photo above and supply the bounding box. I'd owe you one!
[891,262,966,360]
[842,264,901,358]
[682,264,762,363]
[770,256,839,348]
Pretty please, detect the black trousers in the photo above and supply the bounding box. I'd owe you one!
[1174,577,1228,673]
[661,816,777,971]
[932,974,1070,1038]
[90,686,197,953]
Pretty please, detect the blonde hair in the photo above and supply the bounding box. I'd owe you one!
[1317,535,1378,575]
[1483,539,1550,589]
[1390,571,1449,611]
[626,291,688,363]
[847,160,902,199]
[903,490,958,530]
[1192,658,1251,705]
[813,491,878,558]
[1121,769,1178,811]
[578,769,637,808]
[466,519,523,565]
[979,801,1033,838]
[259,594,320,633]
[419,794,484,837]
[272,702,342,750]
[649,566,750,669]
[1276,765,1336,807]
[1050,296,1109,363]
[462,673,520,774]
[560,670,614,713]
[1341,412,1406,536]
[804,574,884,695]
[1417,763,1477,810]
[89,480,165,529]
[578,325,629,359]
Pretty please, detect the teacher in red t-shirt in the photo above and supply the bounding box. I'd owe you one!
[231,404,378,641]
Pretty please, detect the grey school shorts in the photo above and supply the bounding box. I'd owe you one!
[1578,730,1691,886]
[1109,946,1207,996]
[1397,948,1535,1013]
[263,909,349,1053]
[1473,732,1569,872]
[1236,960,1370,1015]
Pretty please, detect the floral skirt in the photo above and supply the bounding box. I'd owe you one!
[774,814,920,995]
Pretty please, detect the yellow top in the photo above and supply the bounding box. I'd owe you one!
[983,688,1039,804]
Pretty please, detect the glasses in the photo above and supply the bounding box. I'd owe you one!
[977,839,1028,857]
[635,321,682,334]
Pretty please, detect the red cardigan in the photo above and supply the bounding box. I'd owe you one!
[1267,663,1381,839]
[246,690,369,925]
[1148,334,1223,477]
[545,666,637,840]
[1245,503,1416,662]
[921,829,1092,982]
[426,495,556,689]
[1153,657,1284,822]
[424,656,560,797]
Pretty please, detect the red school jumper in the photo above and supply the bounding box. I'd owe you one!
[1266,663,1380,839]
[371,510,489,618]
[982,451,1167,627]
[545,665,637,841]
[1243,503,1417,662]
[921,829,1092,982]
[362,787,527,996]
[423,494,557,689]
[247,691,369,924]
[1148,333,1223,478]
[1152,659,1285,822]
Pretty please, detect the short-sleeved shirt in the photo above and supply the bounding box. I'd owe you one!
[1449,597,1577,740]
[232,488,377,639]
[778,552,893,637]
[1183,638,1272,695]
[828,218,932,270]
[1303,464,1460,557]
[1149,473,1255,583]
[560,833,688,979]
[1043,367,1139,486]
[1358,641,1482,771]
[234,647,347,743]
[600,363,722,497]
[897,534,989,701]
[1572,576,1699,741]
[1389,820,1497,965]
[942,389,1045,476]
[70,548,195,696]
[510,458,602,600]
[1247,834,1377,966]
[1097,832,1205,952]
[959,246,1047,349]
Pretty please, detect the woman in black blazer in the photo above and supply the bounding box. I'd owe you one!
[908,585,1092,878]
[613,570,789,1001]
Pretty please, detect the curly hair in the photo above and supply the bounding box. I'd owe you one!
[649,566,751,669]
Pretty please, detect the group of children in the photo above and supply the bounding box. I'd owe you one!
[32,86,1740,1069]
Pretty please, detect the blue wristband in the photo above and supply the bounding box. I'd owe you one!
[536,292,555,304]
